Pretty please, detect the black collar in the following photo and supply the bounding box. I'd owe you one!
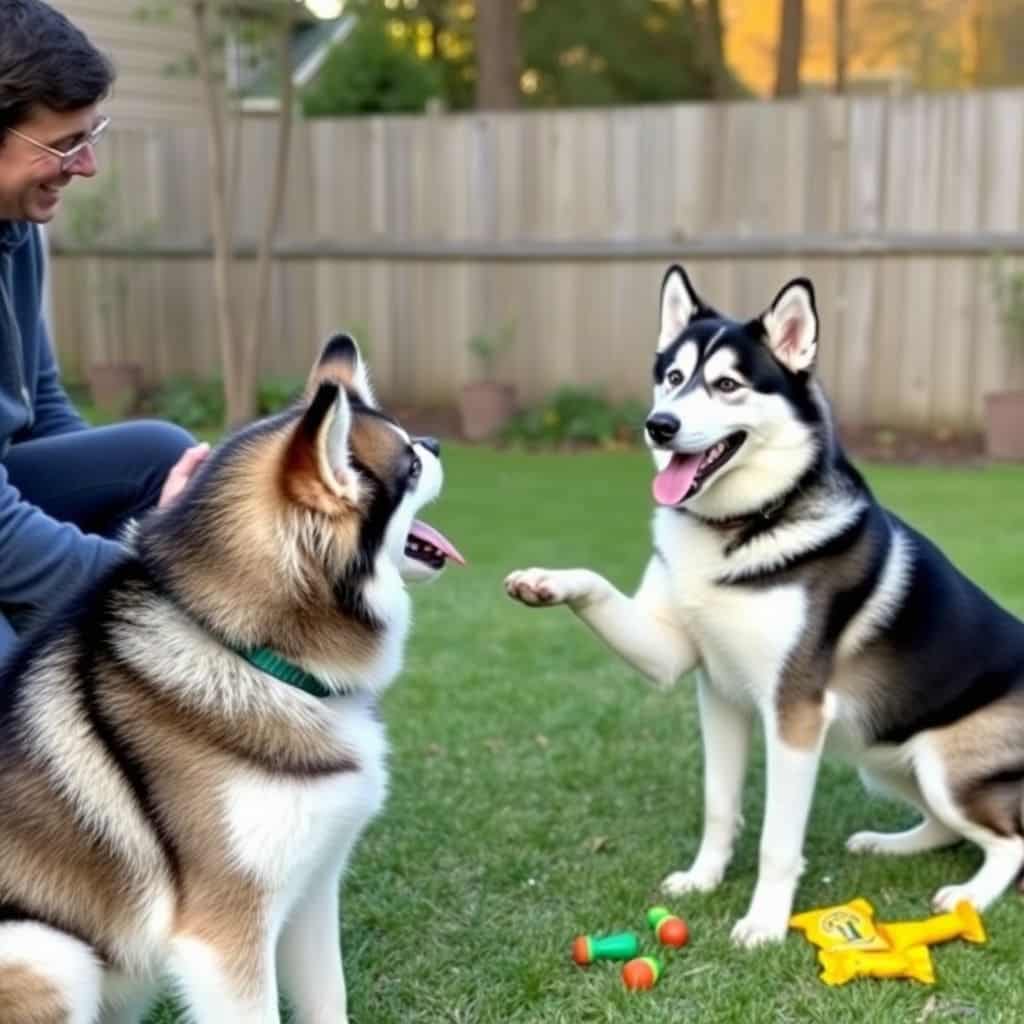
[683,492,790,532]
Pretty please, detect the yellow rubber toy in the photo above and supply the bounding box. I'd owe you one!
[879,900,986,950]
[818,945,935,987]
[789,898,889,951]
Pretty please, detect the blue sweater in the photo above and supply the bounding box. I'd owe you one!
[0,220,124,621]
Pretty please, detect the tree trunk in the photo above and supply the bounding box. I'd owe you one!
[704,0,730,98]
[238,9,296,427]
[834,0,848,94]
[476,0,521,110]
[774,0,804,98]
[191,0,241,425]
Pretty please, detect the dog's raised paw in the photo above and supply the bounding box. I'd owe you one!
[504,568,570,607]
[661,866,724,896]
[730,914,788,949]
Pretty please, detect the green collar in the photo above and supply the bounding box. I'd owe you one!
[238,647,334,699]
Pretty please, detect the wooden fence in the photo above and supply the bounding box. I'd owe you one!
[48,89,1024,432]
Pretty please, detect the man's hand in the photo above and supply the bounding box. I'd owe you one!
[158,443,211,509]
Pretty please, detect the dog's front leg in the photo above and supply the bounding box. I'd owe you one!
[505,557,698,688]
[663,674,752,896]
[731,702,827,949]
[169,934,280,1023]
[277,869,350,1024]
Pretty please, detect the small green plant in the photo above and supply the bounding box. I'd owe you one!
[137,375,309,432]
[501,387,647,449]
[141,377,226,432]
[468,322,516,381]
[63,175,157,374]
[257,376,306,415]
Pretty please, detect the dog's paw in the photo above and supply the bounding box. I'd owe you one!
[846,830,889,855]
[932,883,985,914]
[504,568,577,607]
[730,913,788,949]
[661,865,724,896]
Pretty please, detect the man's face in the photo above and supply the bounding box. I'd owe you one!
[0,103,101,223]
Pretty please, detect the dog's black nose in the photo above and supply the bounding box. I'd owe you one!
[645,413,680,445]
[415,436,441,457]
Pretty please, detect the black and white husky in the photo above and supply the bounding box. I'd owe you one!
[506,265,1024,947]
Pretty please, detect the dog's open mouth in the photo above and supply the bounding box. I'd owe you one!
[652,432,746,506]
[405,520,466,570]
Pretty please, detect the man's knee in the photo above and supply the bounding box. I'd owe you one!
[126,420,198,473]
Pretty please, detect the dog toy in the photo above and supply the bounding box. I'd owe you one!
[878,900,986,950]
[571,932,640,965]
[817,945,935,987]
[647,906,689,948]
[789,897,889,951]
[621,956,663,991]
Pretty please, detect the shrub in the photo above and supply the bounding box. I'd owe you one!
[138,376,305,433]
[502,387,647,449]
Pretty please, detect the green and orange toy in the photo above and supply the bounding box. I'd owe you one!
[647,906,689,948]
[571,931,640,966]
[622,956,663,991]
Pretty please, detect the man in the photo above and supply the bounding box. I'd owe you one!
[0,0,209,661]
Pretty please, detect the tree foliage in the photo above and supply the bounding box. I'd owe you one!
[331,0,738,113]
[302,13,443,115]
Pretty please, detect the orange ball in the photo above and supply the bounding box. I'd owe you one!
[621,956,661,991]
[656,915,689,948]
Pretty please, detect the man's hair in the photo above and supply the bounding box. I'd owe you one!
[0,0,115,135]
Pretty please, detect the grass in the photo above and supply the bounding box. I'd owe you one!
[143,447,1024,1023]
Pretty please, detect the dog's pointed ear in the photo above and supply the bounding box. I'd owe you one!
[761,278,818,373]
[658,265,707,351]
[307,333,377,407]
[286,381,360,508]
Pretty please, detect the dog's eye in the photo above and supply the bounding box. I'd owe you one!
[666,369,684,388]
[408,455,422,479]
[715,378,741,394]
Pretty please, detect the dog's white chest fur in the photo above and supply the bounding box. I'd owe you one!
[654,509,807,705]
[224,696,388,898]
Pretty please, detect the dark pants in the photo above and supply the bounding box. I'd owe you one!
[0,420,194,660]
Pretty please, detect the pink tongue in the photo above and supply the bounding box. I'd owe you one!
[410,520,466,566]
[652,453,703,506]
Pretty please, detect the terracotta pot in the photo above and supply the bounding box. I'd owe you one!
[458,381,517,442]
[984,389,1024,461]
[87,362,144,416]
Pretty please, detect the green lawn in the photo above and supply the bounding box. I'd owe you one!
[152,447,1024,1023]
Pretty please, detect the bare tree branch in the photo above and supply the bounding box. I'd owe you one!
[191,0,240,412]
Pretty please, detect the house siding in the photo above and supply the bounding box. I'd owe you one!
[54,1,202,123]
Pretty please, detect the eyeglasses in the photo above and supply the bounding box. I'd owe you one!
[7,115,111,172]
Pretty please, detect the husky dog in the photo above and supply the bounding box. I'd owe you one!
[506,265,1024,947]
[0,336,464,1022]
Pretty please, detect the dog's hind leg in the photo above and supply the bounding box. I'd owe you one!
[0,922,102,1024]
[663,674,752,896]
[847,766,960,856]
[913,738,1024,912]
